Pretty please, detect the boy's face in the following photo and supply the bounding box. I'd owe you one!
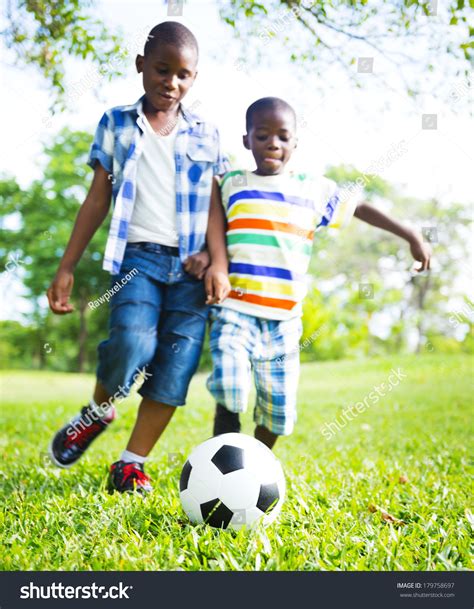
[136,43,197,112]
[243,107,297,176]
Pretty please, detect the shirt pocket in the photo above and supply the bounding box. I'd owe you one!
[186,140,216,185]
[186,139,215,163]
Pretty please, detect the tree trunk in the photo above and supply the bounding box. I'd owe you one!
[78,296,88,373]
[395,304,406,352]
[415,273,432,353]
[38,337,46,369]
[415,198,438,353]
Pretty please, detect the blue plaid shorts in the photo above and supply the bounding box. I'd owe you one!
[206,307,303,435]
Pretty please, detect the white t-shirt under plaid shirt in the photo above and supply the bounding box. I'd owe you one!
[87,96,229,274]
[218,169,358,321]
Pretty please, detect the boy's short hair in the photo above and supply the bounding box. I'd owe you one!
[245,97,296,132]
[144,21,199,58]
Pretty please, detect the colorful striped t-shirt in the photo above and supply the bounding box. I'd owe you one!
[218,169,357,320]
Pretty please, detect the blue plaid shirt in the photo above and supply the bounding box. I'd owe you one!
[87,96,229,274]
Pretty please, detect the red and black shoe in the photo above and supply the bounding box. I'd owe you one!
[48,404,116,468]
[108,461,152,494]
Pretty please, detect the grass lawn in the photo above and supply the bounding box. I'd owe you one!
[0,354,472,571]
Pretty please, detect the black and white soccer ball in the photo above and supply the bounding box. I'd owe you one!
[179,433,285,530]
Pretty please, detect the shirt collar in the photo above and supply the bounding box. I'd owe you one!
[123,95,202,130]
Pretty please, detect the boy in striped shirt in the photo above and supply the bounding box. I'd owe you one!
[204,97,431,449]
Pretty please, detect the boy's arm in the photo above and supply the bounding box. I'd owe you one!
[354,201,431,271]
[47,164,112,314]
[205,177,231,304]
[183,250,210,280]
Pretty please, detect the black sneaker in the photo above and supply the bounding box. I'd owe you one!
[108,460,152,494]
[213,403,241,436]
[48,404,116,468]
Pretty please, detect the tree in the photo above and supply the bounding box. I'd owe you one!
[220,0,473,110]
[0,320,37,369]
[0,128,110,372]
[3,2,472,112]
[2,0,125,110]
[306,164,473,355]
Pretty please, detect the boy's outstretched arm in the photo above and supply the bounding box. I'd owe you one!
[47,164,112,314]
[205,177,231,304]
[354,202,431,271]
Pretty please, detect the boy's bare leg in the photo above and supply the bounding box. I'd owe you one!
[93,381,113,405]
[255,424,278,450]
[126,398,176,457]
[92,381,176,456]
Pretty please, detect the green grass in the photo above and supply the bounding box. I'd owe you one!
[0,354,472,571]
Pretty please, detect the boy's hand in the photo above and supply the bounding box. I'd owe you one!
[183,250,210,280]
[354,203,432,273]
[205,266,231,304]
[409,233,431,272]
[47,269,75,314]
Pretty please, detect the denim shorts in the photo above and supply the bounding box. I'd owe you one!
[96,242,208,406]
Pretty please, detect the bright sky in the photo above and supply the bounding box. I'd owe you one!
[0,0,473,321]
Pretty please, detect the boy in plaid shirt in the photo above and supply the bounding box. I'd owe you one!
[47,22,228,492]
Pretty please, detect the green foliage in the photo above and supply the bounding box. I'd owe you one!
[325,164,393,199]
[0,321,37,369]
[300,287,369,361]
[4,1,471,111]
[0,354,472,570]
[3,0,124,109]
[307,164,473,357]
[220,0,473,107]
[0,128,110,372]
[1,142,471,371]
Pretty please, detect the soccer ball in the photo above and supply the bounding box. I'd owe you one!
[179,433,285,530]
